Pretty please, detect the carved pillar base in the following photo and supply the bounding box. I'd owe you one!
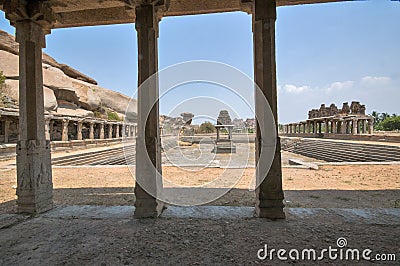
[255,138,285,219]
[16,140,53,213]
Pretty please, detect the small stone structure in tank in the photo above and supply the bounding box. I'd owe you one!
[213,110,236,153]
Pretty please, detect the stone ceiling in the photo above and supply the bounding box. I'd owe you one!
[0,0,346,29]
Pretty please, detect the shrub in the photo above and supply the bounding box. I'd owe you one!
[107,111,122,121]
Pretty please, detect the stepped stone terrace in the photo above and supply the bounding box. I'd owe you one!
[282,101,374,136]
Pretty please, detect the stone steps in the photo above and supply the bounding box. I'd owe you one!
[285,138,400,162]
[296,143,400,161]
[52,145,135,166]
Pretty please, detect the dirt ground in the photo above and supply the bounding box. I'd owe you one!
[1,164,399,265]
[1,164,399,214]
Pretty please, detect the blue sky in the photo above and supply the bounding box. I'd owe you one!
[0,0,399,124]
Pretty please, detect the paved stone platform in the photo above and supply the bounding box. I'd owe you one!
[1,206,399,265]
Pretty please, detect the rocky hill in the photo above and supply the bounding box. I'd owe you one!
[0,30,137,122]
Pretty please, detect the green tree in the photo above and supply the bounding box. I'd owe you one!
[199,121,215,133]
[371,111,380,123]
[379,116,400,131]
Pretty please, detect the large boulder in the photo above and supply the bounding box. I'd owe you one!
[56,107,94,117]
[71,79,101,110]
[93,86,137,122]
[43,64,73,88]
[3,79,58,111]
[44,86,58,111]
[0,50,19,78]
[0,29,136,119]
[0,30,18,55]
[0,30,97,84]
[60,64,97,85]
[3,79,19,100]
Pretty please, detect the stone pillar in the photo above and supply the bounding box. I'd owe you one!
[44,119,51,141]
[49,120,54,141]
[4,120,11,143]
[61,119,69,141]
[126,125,130,137]
[99,123,105,139]
[107,124,112,139]
[324,119,329,134]
[352,119,358,134]
[6,2,55,213]
[313,121,317,134]
[253,0,285,219]
[77,121,83,140]
[368,119,374,134]
[134,4,164,218]
[363,119,367,134]
[332,121,336,134]
[89,122,95,139]
[116,124,120,138]
[341,121,346,134]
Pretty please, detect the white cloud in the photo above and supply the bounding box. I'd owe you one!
[361,76,391,84]
[283,84,310,94]
[325,80,354,93]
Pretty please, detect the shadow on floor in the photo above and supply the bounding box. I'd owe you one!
[1,187,399,214]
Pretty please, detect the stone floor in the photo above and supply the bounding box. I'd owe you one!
[0,206,399,265]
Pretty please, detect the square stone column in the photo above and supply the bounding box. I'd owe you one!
[4,120,11,143]
[61,119,69,141]
[352,119,358,134]
[341,121,346,134]
[77,121,83,140]
[362,119,367,134]
[107,124,113,139]
[368,119,374,134]
[324,120,329,134]
[99,123,105,139]
[14,20,53,214]
[89,122,95,139]
[253,0,285,219]
[332,121,337,134]
[116,124,120,138]
[44,119,51,141]
[134,4,164,218]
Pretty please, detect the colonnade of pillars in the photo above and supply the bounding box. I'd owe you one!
[283,118,374,135]
[4,0,285,219]
[44,118,137,141]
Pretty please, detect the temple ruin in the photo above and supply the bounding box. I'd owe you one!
[282,101,374,136]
